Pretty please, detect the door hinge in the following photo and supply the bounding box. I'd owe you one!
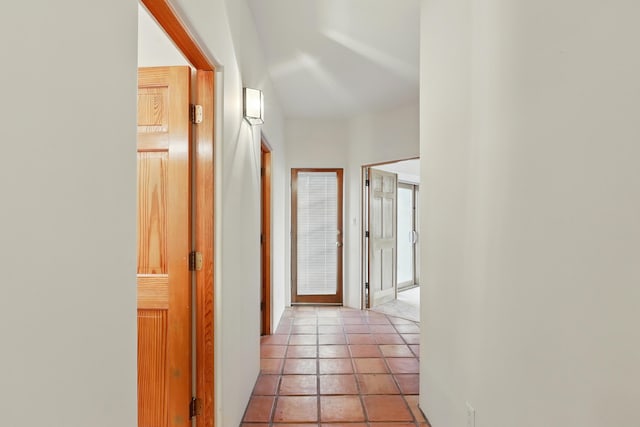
[260,234,264,244]
[190,104,203,124]
[365,282,369,290]
[365,231,369,238]
[190,397,202,418]
[261,167,265,177]
[261,301,265,311]
[365,179,370,187]
[189,251,203,271]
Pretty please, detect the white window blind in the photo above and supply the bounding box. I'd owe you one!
[296,171,338,295]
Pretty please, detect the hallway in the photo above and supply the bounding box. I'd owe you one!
[241,306,429,426]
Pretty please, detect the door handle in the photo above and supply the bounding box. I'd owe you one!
[411,231,418,244]
[336,242,343,247]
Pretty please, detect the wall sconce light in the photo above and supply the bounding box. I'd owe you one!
[243,87,264,125]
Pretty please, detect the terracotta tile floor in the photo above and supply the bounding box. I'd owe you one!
[241,306,431,427]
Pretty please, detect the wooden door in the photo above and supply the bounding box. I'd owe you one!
[260,144,272,335]
[368,168,398,307]
[137,66,192,427]
[291,168,344,304]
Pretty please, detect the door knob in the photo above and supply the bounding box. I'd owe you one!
[336,242,343,247]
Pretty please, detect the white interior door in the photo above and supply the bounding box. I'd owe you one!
[368,168,398,307]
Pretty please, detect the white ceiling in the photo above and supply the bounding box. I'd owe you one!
[247,0,420,119]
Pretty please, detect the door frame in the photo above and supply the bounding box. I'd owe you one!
[361,157,418,309]
[260,139,272,335]
[140,1,215,426]
[291,168,344,305]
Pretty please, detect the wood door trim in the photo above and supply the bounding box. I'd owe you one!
[291,168,344,305]
[141,2,216,426]
[165,66,192,425]
[261,142,272,335]
[195,70,215,427]
[141,0,214,71]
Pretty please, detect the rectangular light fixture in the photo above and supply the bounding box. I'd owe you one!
[243,87,264,125]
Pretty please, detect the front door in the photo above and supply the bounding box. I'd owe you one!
[291,168,344,304]
[368,168,398,307]
[137,66,192,427]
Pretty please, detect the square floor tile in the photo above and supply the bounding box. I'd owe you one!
[319,334,346,345]
[388,316,414,325]
[386,358,419,374]
[261,358,284,375]
[273,396,318,423]
[394,324,420,334]
[362,395,413,422]
[319,375,358,395]
[279,375,318,395]
[294,317,318,325]
[273,425,318,427]
[353,358,388,374]
[347,334,377,344]
[364,314,390,325]
[273,424,319,427]
[319,345,349,358]
[405,395,429,423]
[253,375,280,395]
[402,334,420,344]
[292,325,317,334]
[261,345,287,358]
[344,324,370,334]
[320,396,365,422]
[290,335,317,345]
[340,309,362,317]
[243,396,275,422]
[368,423,416,427]
[380,344,414,358]
[317,317,342,325]
[369,325,397,333]
[319,325,344,334]
[374,333,405,344]
[342,317,366,324]
[240,424,269,427]
[261,335,289,345]
[319,358,353,374]
[320,424,366,427]
[395,374,419,395]
[410,345,420,357]
[287,345,317,358]
[349,344,382,358]
[275,325,292,334]
[283,358,317,375]
[356,374,400,394]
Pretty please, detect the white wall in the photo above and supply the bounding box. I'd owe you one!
[419,0,640,426]
[165,0,286,425]
[0,1,137,426]
[224,0,288,340]
[285,119,350,304]
[285,103,419,309]
[347,103,419,307]
[138,4,189,67]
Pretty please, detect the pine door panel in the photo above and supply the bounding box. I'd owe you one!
[137,66,191,427]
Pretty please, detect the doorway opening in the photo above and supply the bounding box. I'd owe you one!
[291,168,344,305]
[137,1,215,426]
[260,140,272,335]
[362,158,420,321]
